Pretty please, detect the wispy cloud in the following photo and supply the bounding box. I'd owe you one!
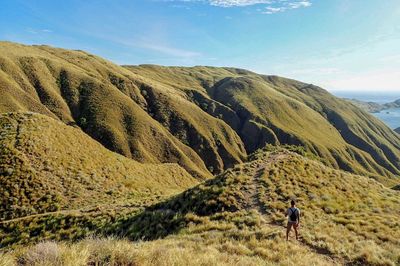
[108,37,202,59]
[26,28,53,34]
[165,0,312,14]
[262,1,312,14]
[208,0,274,7]
[288,1,312,9]
[138,43,201,58]
[166,0,275,7]
[263,6,284,14]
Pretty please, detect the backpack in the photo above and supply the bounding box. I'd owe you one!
[289,208,298,221]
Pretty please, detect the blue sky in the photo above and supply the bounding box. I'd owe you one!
[1,0,400,92]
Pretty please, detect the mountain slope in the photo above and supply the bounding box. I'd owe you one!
[126,65,400,185]
[395,127,400,134]
[1,42,400,185]
[114,147,400,265]
[0,112,197,221]
[0,42,246,178]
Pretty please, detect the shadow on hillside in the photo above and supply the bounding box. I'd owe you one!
[106,174,238,241]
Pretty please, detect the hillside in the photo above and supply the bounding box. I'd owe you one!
[0,112,197,222]
[3,147,399,265]
[395,127,400,134]
[126,65,400,185]
[1,42,400,185]
[0,42,247,178]
[108,147,400,265]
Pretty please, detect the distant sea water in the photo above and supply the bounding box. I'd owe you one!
[331,91,400,129]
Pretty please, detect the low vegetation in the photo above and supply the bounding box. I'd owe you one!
[2,147,399,265]
[0,112,197,222]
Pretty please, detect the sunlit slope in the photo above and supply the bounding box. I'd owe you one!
[1,42,399,184]
[0,112,197,221]
[0,42,247,178]
[116,147,400,265]
[126,65,400,185]
[267,77,400,181]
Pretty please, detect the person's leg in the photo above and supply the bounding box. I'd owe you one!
[294,224,298,240]
[286,222,292,241]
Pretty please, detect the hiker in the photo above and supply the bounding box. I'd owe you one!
[286,200,300,241]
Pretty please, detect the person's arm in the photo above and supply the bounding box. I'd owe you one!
[297,210,300,224]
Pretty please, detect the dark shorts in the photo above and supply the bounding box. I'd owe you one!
[287,221,298,227]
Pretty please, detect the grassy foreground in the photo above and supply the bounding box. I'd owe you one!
[1,148,399,265]
[0,233,336,266]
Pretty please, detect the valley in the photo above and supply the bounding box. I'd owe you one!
[0,42,399,265]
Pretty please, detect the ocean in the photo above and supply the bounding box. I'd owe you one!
[373,108,400,129]
[330,91,400,129]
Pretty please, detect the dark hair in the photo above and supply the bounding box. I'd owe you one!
[291,200,296,206]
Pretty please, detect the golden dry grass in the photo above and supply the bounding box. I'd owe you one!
[1,148,399,265]
[107,147,400,265]
[0,112,197,222]
[1,42,400,265]
[126,64,400,185]
[3,233,337,266]
[1,41,400,183]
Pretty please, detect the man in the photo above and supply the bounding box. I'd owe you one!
[286,200,300,241]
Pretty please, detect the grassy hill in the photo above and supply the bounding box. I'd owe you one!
[90,147,400,265]
[1,41,400,265]
[0,112,197,222]
[0,42,246,178]
[2,147,399,265]
[1,42,400,186]
[126,65,400,186]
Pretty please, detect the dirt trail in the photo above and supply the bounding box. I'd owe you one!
[241,153,288,214]
[0,202,144,225]
[240,153,341,265]
[0,209,83,224]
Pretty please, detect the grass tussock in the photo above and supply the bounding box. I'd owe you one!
[4,233,337,266]
[1,148,399,265]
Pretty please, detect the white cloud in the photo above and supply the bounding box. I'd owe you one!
[263,6,284,14]
[166,0,312,14]
[288,1,312,9]
[26,28,53,34]
[262,1,312,14]
[208,0,274,7]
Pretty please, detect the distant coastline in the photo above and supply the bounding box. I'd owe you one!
[345,98,400,113]
[331,91,400,104]
[330,91,400,130]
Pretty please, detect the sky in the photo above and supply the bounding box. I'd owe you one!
[0,0,400,92]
